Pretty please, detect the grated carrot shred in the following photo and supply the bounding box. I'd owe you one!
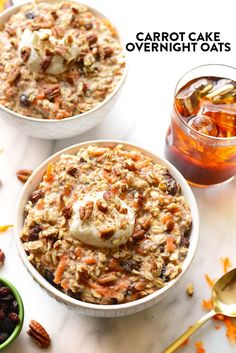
[0,225,13,232]
[224,317,236,344]
[195,341,205,353]
[204,274,215,288]
[180,338,189,347]
[220,257,232,274]
[166,236,176,253]
[202,298,213,311]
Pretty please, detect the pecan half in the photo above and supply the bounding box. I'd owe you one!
[85,22,93,30]
[87,33,97,46]
[96,199,108,212]
[52,26,64,38]
[100,227,115,239]
[79,201,93,221]
[40,56,52,73]
[32,22,52,31]
[8,67,21,84]
[5,26,16,37]
[27,320,50,349]
[103,46,113,58]
[16,169,32,184]
[51,10,58,20]
[43,84,61,100]
[21,47,31,62]
[62,206,73,219]
[97,273,117,285]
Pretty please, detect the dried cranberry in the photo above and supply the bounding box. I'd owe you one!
[0,332,8,343]
[0,317,15,334]
[25,12,35,19]
[28,224,41,241]
[0,287,10,297]
[8,312,19,323]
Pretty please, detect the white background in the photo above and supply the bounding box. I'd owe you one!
[0,0,236,352]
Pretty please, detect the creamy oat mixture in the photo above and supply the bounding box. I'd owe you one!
[21,144,192,304]
[0,1,125,119]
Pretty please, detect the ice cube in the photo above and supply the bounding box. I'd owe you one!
[206,82,235,102]
[191,78,213,96]
[176,87,199,117]
[201,104,236,128]
[188,115,218,137]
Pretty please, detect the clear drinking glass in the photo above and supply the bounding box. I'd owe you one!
[165,64,236,187]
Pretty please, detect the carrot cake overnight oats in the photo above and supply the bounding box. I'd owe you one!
[0,1,125,119]
[21,144,192,304]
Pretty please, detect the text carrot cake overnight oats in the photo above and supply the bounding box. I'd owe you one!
[0,1,125,119]
[21,144,192,304]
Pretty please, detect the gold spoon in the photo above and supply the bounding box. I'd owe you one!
[163,268,236,353]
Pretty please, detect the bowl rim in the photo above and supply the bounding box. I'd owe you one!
[14,140,199,313]
[0,0,127,124]
[0,277,24,349]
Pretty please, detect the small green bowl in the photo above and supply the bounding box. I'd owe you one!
[0,278,24,350]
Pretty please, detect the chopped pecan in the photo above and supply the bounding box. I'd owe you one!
[120,259,140,273]
[16,169,32,184]
[87,33,98,46]
[100,227,115,239]
[79,201,93,221]
[62,206,73,219]
[5,26,16,37]
[96,199,108,213]
[85,22,93,30]
[51,10,58,20]
[40,56,52,73]
[141,215,153,230]
[67,166,78,177]
[103,46,113,58]
[8,67,21,84]
[32,22,52,31]
[43,84,61,100]
[125,161,136,171]
[103,191,114,201]
[55,46,67,57]
[132,228,146,240]
[70,14,81,28]
[27,320,50,349]
[97,273,117,285]
[52,26,64,38]
[72,7,79,14]
[31,189,44,203]
[20,47,31,62]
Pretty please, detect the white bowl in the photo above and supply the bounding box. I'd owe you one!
[0,1,127,139]
[15,140,199,317]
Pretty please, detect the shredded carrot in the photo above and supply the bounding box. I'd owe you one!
[224,317,236,344]
[220,257,232,274]
[204,274,215,288]
[195,341,205,353]
[0,225,13,232]
[214,314,225,321]
[84,257,97,265]
[54,255,68,284]
[61,278,69,290]
[166,236,176,253]
[44,162,54,183]
[202,298,213,311]
[214,325,221,330]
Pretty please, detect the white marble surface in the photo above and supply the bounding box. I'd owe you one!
[0,0,236,352]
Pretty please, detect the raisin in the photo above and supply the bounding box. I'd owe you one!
[0,287,10,297]
[10,300,18,314]
[0,317,15,334]
[44,270,54,285]
[67,290,81,300]
[0,309,5,319]
[0,303,9,314]
[19,93,31,107]
[28,225,41,241]
[25,12,35,19]
[0,332,8,343]
[165,174,179,196]
[180,237,190,248]
[8,312,19,323]
[120,259,140,273]
[160,267,169,282]
[31,189,44,204]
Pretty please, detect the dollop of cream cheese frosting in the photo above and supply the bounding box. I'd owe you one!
[18,28,79,75]
[69,192,136,248]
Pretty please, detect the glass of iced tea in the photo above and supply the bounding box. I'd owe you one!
[165,64,236,187]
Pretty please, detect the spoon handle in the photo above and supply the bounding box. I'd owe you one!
[162,310,215,353]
